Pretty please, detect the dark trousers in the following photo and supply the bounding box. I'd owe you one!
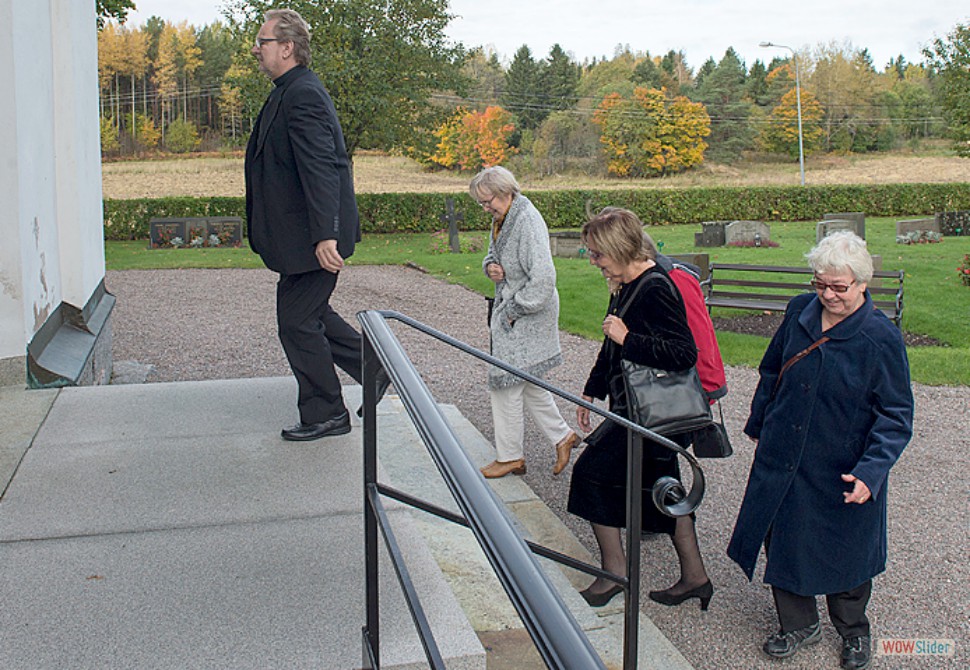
[277,269,362,424]
[772,580,872,639]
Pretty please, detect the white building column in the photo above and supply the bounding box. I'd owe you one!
[0,0,113,387]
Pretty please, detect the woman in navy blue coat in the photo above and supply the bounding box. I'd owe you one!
[727,231,914,670]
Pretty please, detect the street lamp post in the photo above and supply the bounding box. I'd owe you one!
[760,41,805,186]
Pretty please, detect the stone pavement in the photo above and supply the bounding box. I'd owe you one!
[0,378,693,669]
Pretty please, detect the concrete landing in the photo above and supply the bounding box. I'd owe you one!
[0,378,481,670]
[1,377,694,669]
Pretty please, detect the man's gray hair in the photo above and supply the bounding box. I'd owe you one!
[265,9,312,67]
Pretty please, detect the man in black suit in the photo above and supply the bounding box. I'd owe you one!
[245,8,381,441]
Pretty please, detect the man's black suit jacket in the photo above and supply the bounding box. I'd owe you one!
[245,66,360,276]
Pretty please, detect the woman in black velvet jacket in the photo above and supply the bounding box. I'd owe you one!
[568,208,713,610]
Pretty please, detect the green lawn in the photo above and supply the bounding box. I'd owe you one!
[105,218,970,386]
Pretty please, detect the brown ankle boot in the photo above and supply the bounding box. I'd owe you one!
[481,459,526,478]
[553,432,580,475]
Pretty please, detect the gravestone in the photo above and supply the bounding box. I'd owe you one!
[694,221,729,247]
[549,231,583,258]
[824,212,865,239]
[816,219,857,242]
[150,217,242,248]
[936,211,970,236]
[150,217,191,248]
[668,253,711,283]
[206,217,243,246]
[725,220,771,246]
[896,218,939,237]
[439,198,464,253]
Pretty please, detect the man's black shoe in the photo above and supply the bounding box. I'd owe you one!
[356,368,392,418]
[763,622,821,658]
[841,635,871,670]
[281,412,351,441]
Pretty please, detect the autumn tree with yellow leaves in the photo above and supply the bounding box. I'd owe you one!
[593,86,711,177]
[757,64,825,159]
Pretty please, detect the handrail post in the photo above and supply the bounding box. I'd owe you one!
[361,337,381,669]
[623,430,644,668]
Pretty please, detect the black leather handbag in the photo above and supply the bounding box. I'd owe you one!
[622,359,712,436]
[689,400,733,458]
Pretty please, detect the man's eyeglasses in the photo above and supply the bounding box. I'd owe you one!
[254,37,280,49]
[810,279,856,294]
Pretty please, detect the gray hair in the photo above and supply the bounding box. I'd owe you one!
[265,9,312,67]
[469,166,521,200]
[805,230,873,284]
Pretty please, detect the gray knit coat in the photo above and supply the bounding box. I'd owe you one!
[483,194,563,390]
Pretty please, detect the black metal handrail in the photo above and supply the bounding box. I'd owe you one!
[358,309,705,669]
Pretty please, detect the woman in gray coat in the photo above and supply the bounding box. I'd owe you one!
[470,167,579,479]
[728,232,914,670]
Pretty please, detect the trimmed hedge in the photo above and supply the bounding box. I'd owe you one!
[103,183,970,240]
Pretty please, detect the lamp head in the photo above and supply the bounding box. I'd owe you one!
[759,41,773,48]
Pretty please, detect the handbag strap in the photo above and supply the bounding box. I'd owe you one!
[772,335,830,397]
[714,398,725,424]
[611,268,679,319]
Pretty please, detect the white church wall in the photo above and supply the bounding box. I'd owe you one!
[53,0,106,306]
[0,0,110,386]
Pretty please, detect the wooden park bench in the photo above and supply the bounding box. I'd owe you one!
[702,263,904,327]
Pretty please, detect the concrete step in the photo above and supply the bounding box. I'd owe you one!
[376,396,694,670]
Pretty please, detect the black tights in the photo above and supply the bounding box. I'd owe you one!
[586,515,708,594]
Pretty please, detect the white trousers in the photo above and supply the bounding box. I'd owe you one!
[490,382,572,462]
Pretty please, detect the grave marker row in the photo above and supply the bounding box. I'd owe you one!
[149,217,243,248]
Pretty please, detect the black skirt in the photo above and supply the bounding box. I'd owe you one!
[567,406,685,534]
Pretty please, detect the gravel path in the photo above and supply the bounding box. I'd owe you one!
[107,266,967,669]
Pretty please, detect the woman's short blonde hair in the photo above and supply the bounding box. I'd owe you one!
[469,166,521,200]
[805,230,873,284]
[581,207,655,266]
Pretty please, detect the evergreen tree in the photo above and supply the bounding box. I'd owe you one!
[746,60,770,106]
[693,57,716,89]
[502,45,548,130]
[693,48,755,163]
[542,44,580,112]
[632,55,664,89]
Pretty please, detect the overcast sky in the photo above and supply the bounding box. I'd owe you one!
[123,0,968,70]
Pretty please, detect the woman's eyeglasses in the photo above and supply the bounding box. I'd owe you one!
[810,279,855,294]
[477,195,497,208]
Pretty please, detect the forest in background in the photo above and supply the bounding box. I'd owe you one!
[96,1,970,178]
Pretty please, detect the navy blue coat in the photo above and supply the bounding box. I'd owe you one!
[727,291,913,595]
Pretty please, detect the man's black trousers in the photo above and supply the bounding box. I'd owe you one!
[277,269,362,424]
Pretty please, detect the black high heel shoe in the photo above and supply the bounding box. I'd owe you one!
[579,584,624,607]
[648,580,714,610]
